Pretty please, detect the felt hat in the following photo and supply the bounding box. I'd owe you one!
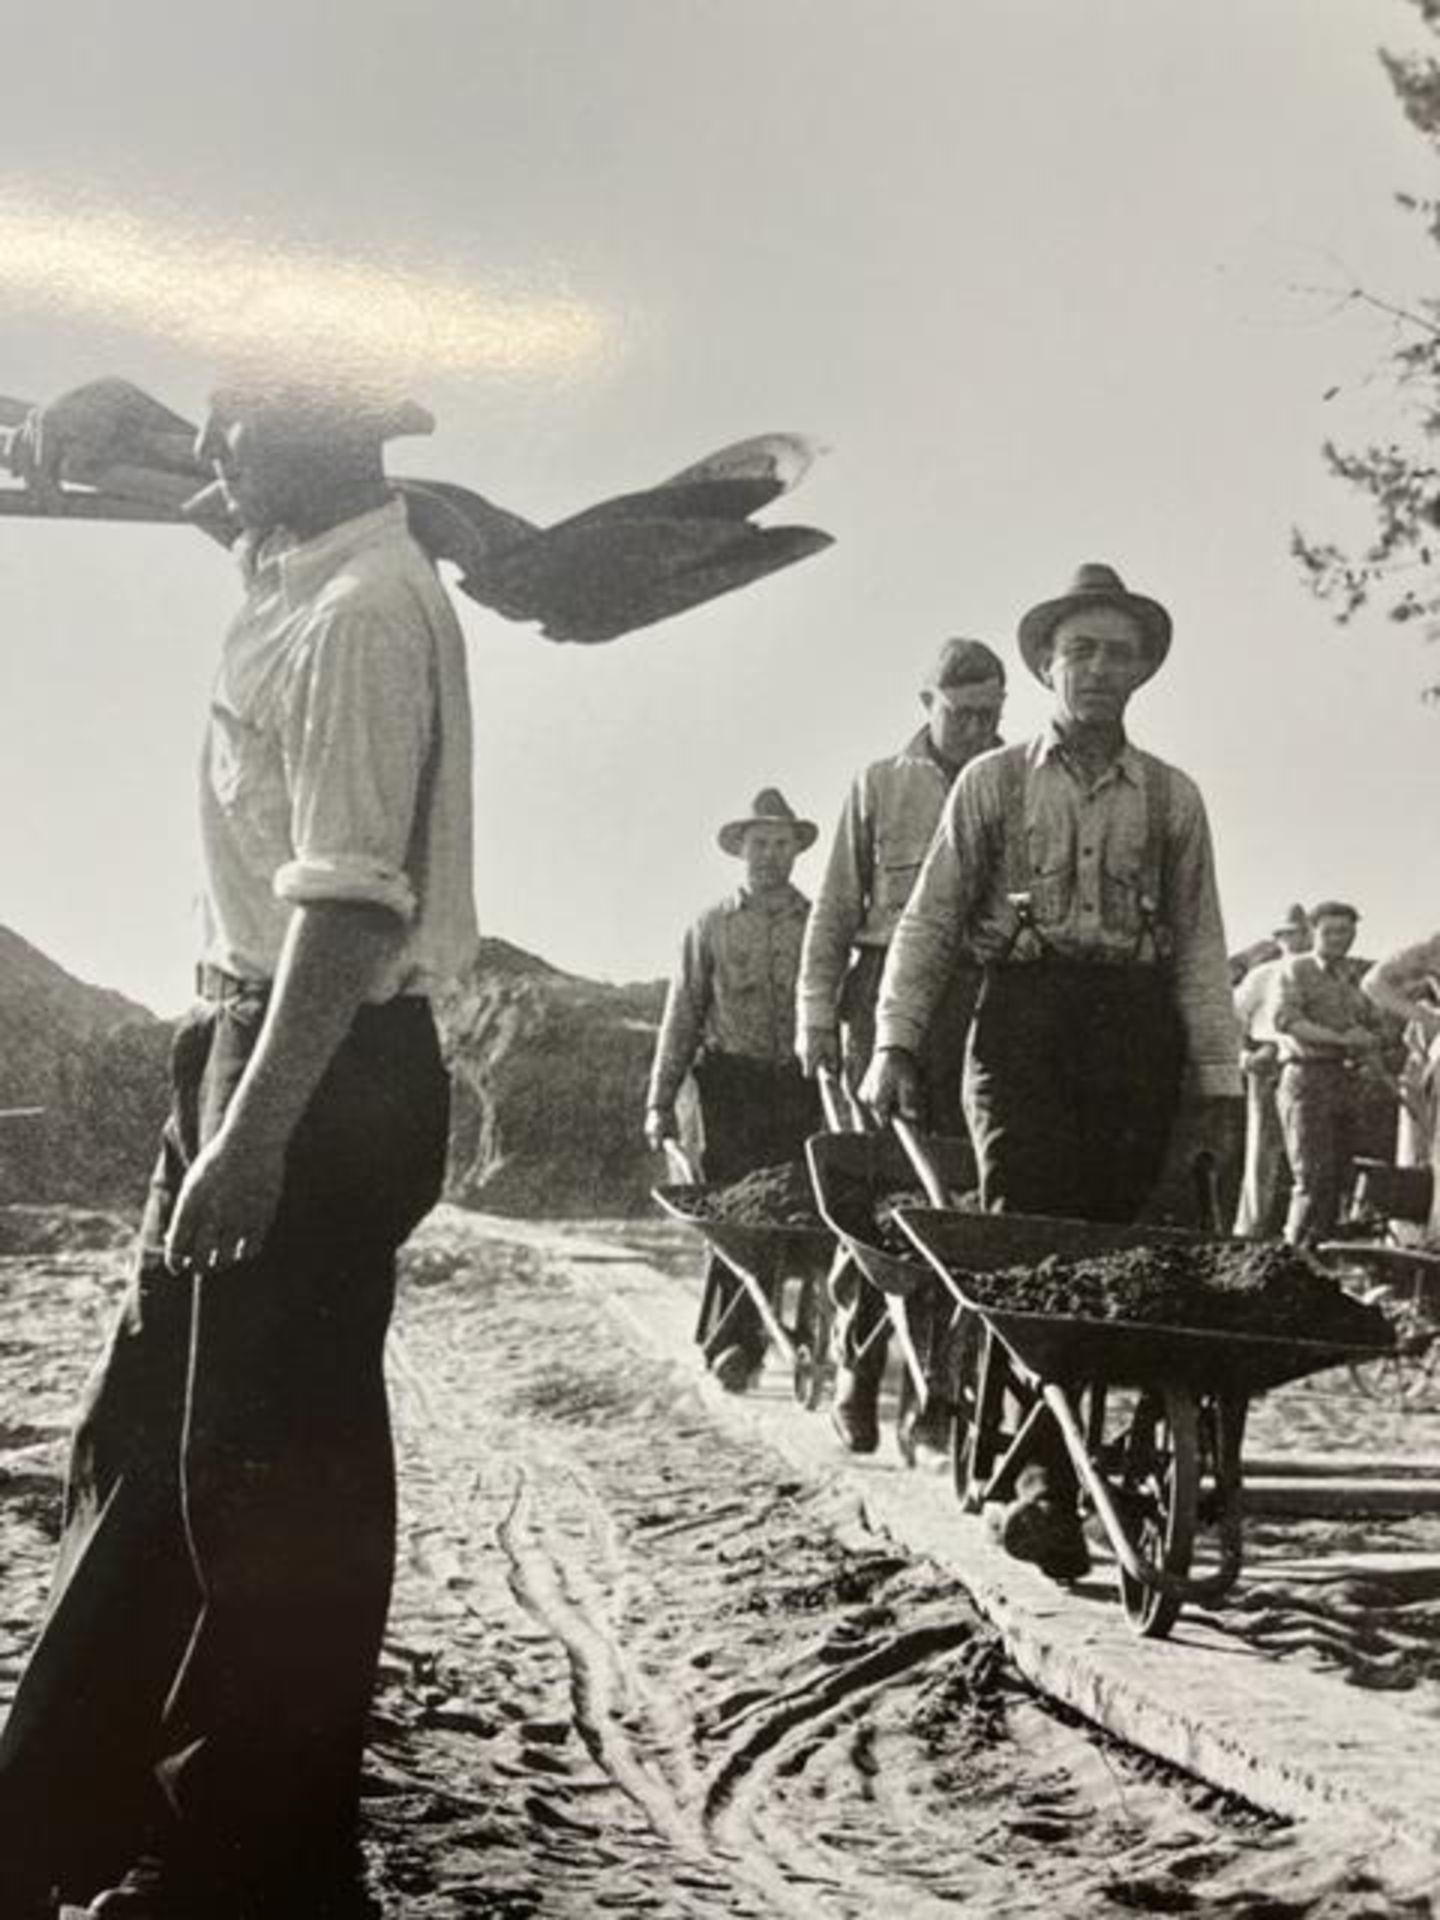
[1017,562,1172,683]
[717,788,818,858]
[1272,902,1311,939]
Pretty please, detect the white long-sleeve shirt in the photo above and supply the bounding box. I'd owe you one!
[199,498,479,999]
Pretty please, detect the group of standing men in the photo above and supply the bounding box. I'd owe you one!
[646,561,1243,1578]
[1236,901,1440,1249]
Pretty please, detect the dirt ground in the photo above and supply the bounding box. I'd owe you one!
[0,1205,1436,1917]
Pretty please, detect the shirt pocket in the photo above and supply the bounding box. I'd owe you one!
[874,825,933,919]
[1024,821,1073,929]
[1099,855,1147,941]
[718,933,765,999]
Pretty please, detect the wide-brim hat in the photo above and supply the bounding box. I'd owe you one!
[1272,902,1310,939]
[718,787,818,857]
[1017,562,1172,684]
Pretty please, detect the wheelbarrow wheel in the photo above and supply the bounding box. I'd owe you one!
[1116,1385,1199,1640]
[1348,1337,1440,1404]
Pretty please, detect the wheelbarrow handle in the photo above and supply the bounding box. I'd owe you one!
[892,1117,951,1208]
[816,1063,870,1135]
[662,1139,699,1186]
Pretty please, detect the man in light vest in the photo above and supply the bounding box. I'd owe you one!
[863,562,1241,1579]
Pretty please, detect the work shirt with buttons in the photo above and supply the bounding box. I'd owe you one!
[874,726,1240,1095]
[798,727,961,1039]
[1272,954,1377,1063]
[199,497,479,1000]
[647,884,810,1112]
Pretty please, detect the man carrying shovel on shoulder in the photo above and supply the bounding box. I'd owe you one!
[0,370,476,1920]
[862,562,1241,1581]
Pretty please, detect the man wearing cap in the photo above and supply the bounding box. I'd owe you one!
[0,376,475,1919]
[863,563,1240,1579]
[1232,906,1312,1238]
[796,637,1005,1451]
[645,789,821,1388]
[1272,902,1384,1242]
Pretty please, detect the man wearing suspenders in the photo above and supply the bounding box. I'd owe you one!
[863,563,1240,1578]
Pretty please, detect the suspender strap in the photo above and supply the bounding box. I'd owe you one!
[1137,752,1173,961]
[996,744,1046,960]
[998,744,1032,897]
[993,741,1174,964]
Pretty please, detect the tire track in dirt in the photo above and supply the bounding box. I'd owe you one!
[0,1208,1426,1917]
[372,1217,1302,1918]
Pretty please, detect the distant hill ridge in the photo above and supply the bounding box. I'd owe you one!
[0,926,667,1218]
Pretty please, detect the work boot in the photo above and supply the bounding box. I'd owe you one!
[899,1392,953,1463]
[87,1855,219,1917]
[829,1364,881,1454]
[994,1466,1092,1583]
[709,1344,764,1393]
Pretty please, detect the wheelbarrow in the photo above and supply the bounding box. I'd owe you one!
[1315,1234,1440,1405]
[650,1178,841,1407]
[894,1200,1394,1639]
[806,1127,978,1464]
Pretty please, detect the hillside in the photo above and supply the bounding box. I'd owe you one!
[0,927,669,1218]
[438,937,668,1216]
[0,926,171,1206]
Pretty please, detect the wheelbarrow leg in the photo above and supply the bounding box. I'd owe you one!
[1046,1382,1201,1639]
[889,1291,932,1466]
[955,1323,1023,1510]
[791,1257,839,1411]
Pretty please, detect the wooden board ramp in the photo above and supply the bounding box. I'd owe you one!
[1244,1474,1440,1515]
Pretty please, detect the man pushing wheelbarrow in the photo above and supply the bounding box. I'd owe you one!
[863,561,1243,1581]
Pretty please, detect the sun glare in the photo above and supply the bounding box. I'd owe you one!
[0,188,615,387]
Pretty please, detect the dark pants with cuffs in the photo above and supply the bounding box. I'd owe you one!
[0,990,449,1906]
[840,950,982,1382]
[963,963,1185,1500]
[693,1051,821,1363]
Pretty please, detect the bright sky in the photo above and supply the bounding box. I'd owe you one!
[0,0,1434,1013]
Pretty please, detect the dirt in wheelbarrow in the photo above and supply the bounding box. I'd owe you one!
[685,1160,824,1229]
[0,1205,1425,1919]
[957,1240,1393,1347]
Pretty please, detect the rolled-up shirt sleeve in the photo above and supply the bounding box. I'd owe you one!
[276,604,433,919]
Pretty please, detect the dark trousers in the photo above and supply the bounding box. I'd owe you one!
[693,1051,820,1362]
[963,964,1185,1501]
[840,946,978,1137]
[840,951,980,1380]
[0,994,450,1904]
[964,963,1185,1223]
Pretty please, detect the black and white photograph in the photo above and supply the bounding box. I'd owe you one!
[0,3,1438,1915]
